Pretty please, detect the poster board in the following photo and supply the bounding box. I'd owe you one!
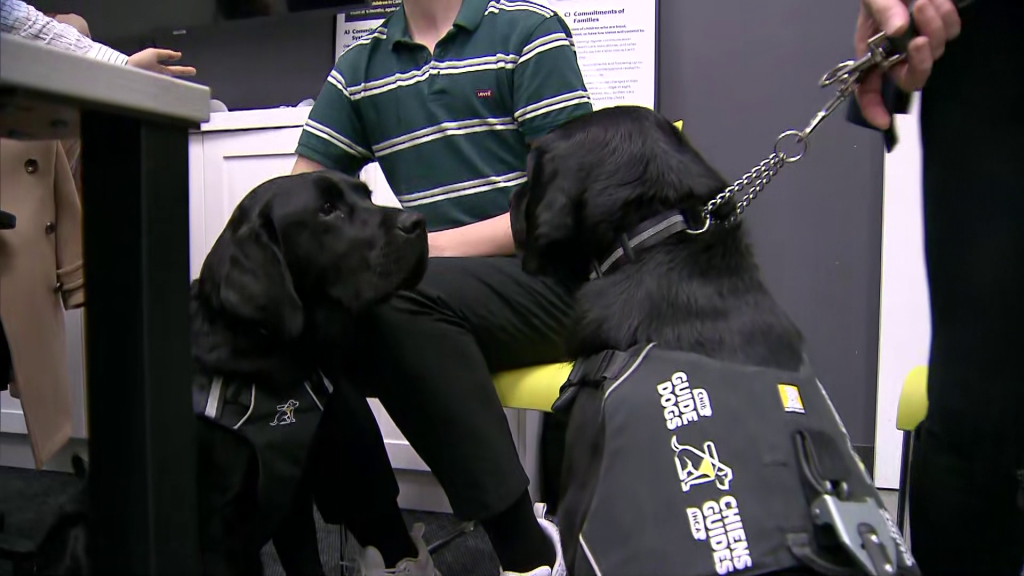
[334,0,658,110]
[334,1,401,58]
[534,0,657,110]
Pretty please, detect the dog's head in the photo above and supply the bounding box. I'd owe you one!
[511,106,732,281]
[196,170,428,341]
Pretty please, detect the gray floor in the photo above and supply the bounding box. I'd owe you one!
[879,488,899,517]
[260,510,499,576]
[0,465,501,576]
[264,487,905,573]
[267,491,912,576]
[261,490,904,576]
[0,464,904,576]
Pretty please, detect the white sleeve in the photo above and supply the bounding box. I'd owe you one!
[0,0,129,65]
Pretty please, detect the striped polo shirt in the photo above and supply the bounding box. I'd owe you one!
[295,0,593,232]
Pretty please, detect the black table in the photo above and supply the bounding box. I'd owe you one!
[0,34,210,574]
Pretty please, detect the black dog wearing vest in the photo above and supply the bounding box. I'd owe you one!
[36,170,428,575]
[511,106,916,576]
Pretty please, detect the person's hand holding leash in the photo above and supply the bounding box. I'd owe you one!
[855,0,961,130]
[127,48,197,78]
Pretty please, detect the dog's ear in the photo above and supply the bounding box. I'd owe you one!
[665,126,734,221]
[204,211,304,340]
[520,147,585,275]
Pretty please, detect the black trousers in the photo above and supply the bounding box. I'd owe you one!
[911,2,1024,574]
[316,255,576,520]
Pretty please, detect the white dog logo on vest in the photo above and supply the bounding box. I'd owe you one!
[671,437,733,492]
[271,400,299,426]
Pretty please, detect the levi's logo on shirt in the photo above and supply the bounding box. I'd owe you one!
[476,89,493,98]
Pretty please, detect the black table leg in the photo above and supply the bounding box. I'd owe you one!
[0,209,15,230]
[80,110,198,574]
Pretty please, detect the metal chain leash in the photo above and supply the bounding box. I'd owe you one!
[699,120,817,229]
[698,0,979,229]
[703,147,789,222]
[695,6,941,230]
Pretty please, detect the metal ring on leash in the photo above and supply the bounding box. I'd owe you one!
[774,130,808,164]
[686,213,713,235]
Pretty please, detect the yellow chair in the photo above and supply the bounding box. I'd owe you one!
[895,365,929,539]
[492,362,573,412]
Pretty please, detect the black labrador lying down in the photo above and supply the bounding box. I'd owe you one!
[511,106,915,576]
[35,170,428,575]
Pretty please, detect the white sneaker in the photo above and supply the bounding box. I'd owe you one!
[346,522,442,576]
[499,503,566,576]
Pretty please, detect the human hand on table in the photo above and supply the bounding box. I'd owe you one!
[854,0,961,130]
[127,48,197,78]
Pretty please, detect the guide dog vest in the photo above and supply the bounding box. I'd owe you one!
[555,343,918,576]
[193,373,330,543]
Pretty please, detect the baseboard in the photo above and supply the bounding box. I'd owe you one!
[0,435,881,515]
[384,439,430,472]
[853,443,876,478]
[0,433,88,471]
[0,431,450,514]
[0,408,27,435]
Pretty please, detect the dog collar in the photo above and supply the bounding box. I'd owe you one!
[589,210,709,280]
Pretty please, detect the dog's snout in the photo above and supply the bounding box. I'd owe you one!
[397,211,426,235]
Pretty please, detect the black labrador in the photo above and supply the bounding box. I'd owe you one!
[510,106,806,571]
[511,105,802,365]
[35,170,428,575]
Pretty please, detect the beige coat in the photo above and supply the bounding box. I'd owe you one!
[0,138,85,469]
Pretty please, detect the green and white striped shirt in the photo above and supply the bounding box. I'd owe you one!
[296,0,593,232]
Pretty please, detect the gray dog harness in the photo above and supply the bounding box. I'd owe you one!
[556,343,917,576]
[193,373,331,543]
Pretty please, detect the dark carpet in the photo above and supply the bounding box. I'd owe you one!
[0,466,500,576]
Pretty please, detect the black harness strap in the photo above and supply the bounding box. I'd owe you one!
[553,348,639,415]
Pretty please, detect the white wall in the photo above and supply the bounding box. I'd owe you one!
[873,95,931,489]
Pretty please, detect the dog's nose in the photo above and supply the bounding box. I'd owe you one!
[397,211,426,235]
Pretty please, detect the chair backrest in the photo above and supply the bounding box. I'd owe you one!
[896,366,929,432]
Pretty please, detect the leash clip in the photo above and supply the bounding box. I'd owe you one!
[809,495,897,576]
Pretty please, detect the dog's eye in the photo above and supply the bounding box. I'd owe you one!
[320,202,339,217]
